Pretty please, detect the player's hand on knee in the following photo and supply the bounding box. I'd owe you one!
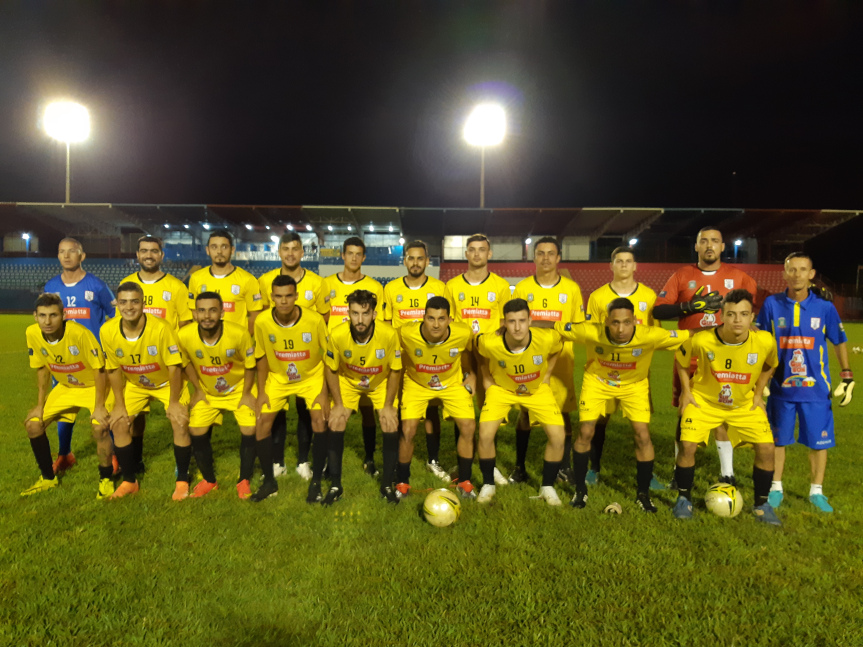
[256,394,270,418]
[190,390,209,409]
[379,405,398,433]
[23,406,43,425]
[834,370,855,407]
[167,402,189,426]
[92,405,109,429]
[109,406,130,430]
[678,392,699,417]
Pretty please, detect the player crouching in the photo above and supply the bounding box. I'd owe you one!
[476,299,566,505]
[672,289,781,525]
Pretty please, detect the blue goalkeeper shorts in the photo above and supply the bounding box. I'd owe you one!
[767,398,835,450]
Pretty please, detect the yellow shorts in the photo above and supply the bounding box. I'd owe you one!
[339,374,397,411]
[480,383,563,427]
[579,375,651,424]
[548,343,577,413]
[680,394,772,447]
[190,391,256,428]
[401,377,475,421]
[262,372,325,414]
[32,384,114,426]
[120,381,191,418]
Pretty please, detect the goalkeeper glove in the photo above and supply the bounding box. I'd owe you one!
[811,285,834,302]
[681,286,722,315]
[834,370,855,407]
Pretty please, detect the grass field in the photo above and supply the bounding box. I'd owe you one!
[2,314,863,646]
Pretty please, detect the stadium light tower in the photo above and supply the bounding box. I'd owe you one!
[42,101,90,204]
[464,103,506,208]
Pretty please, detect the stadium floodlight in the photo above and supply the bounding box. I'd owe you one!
[265,226,270,230]
[525,237,532,245]
[734,239,743,246]
[43,101,90,204]
[305,224,313,232]
[287,224,294,230]
[464,103,506,209]
[163,223,170,229]
[398,237,405,245]
[22,233,30,240]
[203,223,211,230]
[369,224,375,232]
[245,224,253,230]
[183,224,190,229]
[388,225,394,232]
[347,225,352,231]
[270,235,279,244]
[629,238,638,246]
[327,225,333,231]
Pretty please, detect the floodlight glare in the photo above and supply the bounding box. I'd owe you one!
[398,237,405,245]
[183,224,190,229]
[369,225,374,232]
[22,233,30,241]
[245,224,253,230]
[629,238,638,246]
[270,235,279,244]
[327,225,333,231]
[525,238,532,245]
[734,239,743,246]
[203,223,211,230]
[163,223,170,229]
[347,225,352,231]
[287,224,294,230]
[44,101,90,143]
[305,224,313,232]
[388,225,393,232]
[463,104,506,147]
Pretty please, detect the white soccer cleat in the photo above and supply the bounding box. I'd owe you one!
[272,463,288,478]
[493,467,508,486]
[426,460,450,482]
[538,486,562,506]
[477,484,497,504]
[295,462,312,481]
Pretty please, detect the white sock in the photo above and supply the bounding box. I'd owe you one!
[716,440,734,477]
[770,480,783,493]
[810,484,823,497]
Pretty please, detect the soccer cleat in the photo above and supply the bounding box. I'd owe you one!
[172,481,190,501]
[250,478,279,502]
[363,460,379,478]
[556,467,576,486]
[635,492,658,513]
[477,484,497,504]
[650,474,666,491]
[508,466,529,484]
[767,490,784,508]
[457,480,477,499]
[380,485,400,504]
[322,485,343,506]
[809,493,834,513]
[236,479,252,499]
[493,467,508,486]
[111,454,120,477]
[570,488,588,509]
[191,480,218,498]
[306,480,322,504]
[96,478,115,500]
[20,475,59,497]
[672,496,693,520]
[718,475,738,487]
[426,460,450,482]
[52,452,77,475]
[395,482,411,499]
[295,462,313,481]
[272,463,288,478]
[538,485,562,506]
[753,502,782,526]
[109,480,140,499]
[585,469,599,486]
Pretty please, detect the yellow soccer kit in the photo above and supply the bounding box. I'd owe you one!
[121,271,192,329]
[677,328,779,447]
[587,283,658,326]
[254,306,328,413]
[398,320,474,420]
[383,276,447,328]
[445,272,512,335]
[321,274,385,331]
[187,266,263,327]
[325,320,402,410]
[258,267,328,314]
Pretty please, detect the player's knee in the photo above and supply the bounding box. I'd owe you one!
[459,419,476,437]
[91,424,108,441]
[24,420,44,438]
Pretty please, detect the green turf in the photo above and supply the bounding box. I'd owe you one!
[2,314,862,646]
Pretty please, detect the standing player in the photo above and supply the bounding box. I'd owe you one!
[510,236,584,485]
[321,237,385,477]
[475,299,565,505]
[102,282,190,499]
[654,227,757,486]
[671,290,780,524]
[584,246,662,488]
[258,231,328,480]
[555,298,689,512]
[324,290,401,504]
[44,237,115,473]
[252,276,329,503]
[383,240,449,481]
[178,292,257,499]
[756,253,854,513]
[396,297,477,498]
[21,293,114,498]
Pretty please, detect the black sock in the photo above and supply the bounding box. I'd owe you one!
[561,432,572,471]
[173,444,192,482]
[206,425,213,440]
[479,458,496,487]
[30,434,54,479]
[132,435,144,466]
[256,438,275,480]
[98,464,113,480]
[572,449,590,489]
[328,431,345,488]
[515,428,531,468]
[542,460,562,487]
[753,466,773,507]
[381,432,399,488]
[115,444,137,484]
[636,460,654,494]
[362,425,376,462]
[271,409,287,466]
[425,431,440,464]
[296,399,312,464]
[591,421,607,472]
[675,465,696,500]
[239,435,256,482]
[458,455,473,483]
[191,435,216,483]
[396,461,411,484]
[311,430,328,480]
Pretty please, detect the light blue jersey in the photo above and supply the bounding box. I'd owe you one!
[44,272,115,338]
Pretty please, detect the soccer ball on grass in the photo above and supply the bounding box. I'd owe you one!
[423,488,461,527]
[704,483,743,518]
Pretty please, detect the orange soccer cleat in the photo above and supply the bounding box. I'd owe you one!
[172,481,190,501]
[236,479,252,499]
[53,452,77,474]
[191,481,218,498]
[109,480,140,499]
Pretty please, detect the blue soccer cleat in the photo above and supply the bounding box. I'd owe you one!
[753,502,782,526]
[809,493,833,513]
[672,496,693,520]
[585,469,599,486]
[767,490,784,508]
[650,474,666,491]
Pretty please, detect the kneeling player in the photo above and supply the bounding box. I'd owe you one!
[476,299,565,505]
[22,293,114,498]
[397,297,477,499]
[179,292,258,499]
[325,290,402,504]
[252,275,329,503]
[556,298,689,511]
[672,289,780,524]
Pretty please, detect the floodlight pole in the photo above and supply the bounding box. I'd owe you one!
[65,142,71,204]
[479,146,486,209]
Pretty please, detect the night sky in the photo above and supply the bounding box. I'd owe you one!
[1,2,862,210]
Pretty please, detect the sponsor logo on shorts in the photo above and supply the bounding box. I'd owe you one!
[781,375,816,388]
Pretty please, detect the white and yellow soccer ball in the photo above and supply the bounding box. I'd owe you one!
[423,489,462,527]
[705,483,744,518]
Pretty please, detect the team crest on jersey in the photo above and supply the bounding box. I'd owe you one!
[564,322,572,331]
[810,318,821,329]
[395,349,401,358]
[375,349,385,359]
[747,353,758,365]
[68,345,79,356]
[415,348,423,357]
[639,302,647,312]
[396,294,403,303]
[163,291,172,302]
[488,292,496,302]
[669,330,678,338]
[269,334,276,343]
[200,285,207,293]
[168,345,179,354]
[91,349,100,357]
[115,349,124,358]
[559,294,568,304]
[526,293,535,303]
[84,290,94,301]
[147,345,158,356]
[458,292,465,302]
[195,350,204,359]
[41,348,49,356]
[330,289,336,298]
[532,355,543,365]
[304,290,314,301]
[632,348,642,357]
[302,332,312,343]
[231,284,240,296]
[659,291,667,298]
[724,279,734,289]
[449,348,459,357]
[778,317,787,328]
[498,360,507,367]
[688,281,697,290]
[707,351,715,361]
[226,348,235,357]
[426,293,436,300]
[595,347,604,355]
[344,350,352,358]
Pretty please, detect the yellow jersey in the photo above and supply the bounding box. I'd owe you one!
[321,274,385,332]
[120,271,192,329]
[27,321,105,388]
[556,321,688,387]
[258,267,328,314]
[101,314,183,389]
[477,328,562,396]
[383,276,447,328]
[676,328,779,409]
[445,272,512,335]
[398,320,473,391]
[254,306,328,386]
[587,283,658,326]
[512,275,585,324]
[325,320,402,392]
[178,321,255,397]
[187,266,263,326]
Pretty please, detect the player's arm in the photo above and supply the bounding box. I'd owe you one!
[554,321,588,344]
[184,362,209,408]
[91,368,110,428]
[99,284,117,320]
[475,334,495,390]
[107,369,129,428]
[544,351,560,384]
[461,343,476,394]
[25,366,51,422]
[751,364,776,412]
[833,342,854,406]
[675,342,698,415]
[247,310,259,337]
[255,354,271,416]
[383,285,394,323]
[325,365,348,429]
[379,367,401,433]
[656,328,690,351]
[165,365,189,426]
